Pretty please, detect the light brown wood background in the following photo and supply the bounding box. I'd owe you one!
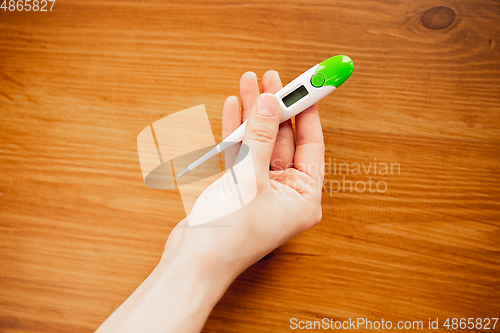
[1,0,499,332]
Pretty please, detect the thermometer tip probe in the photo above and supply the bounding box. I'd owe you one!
[177,168,190,178]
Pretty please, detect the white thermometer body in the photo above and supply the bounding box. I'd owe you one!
[177,56,353,178]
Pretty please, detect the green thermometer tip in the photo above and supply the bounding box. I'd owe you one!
[315,55,354,88]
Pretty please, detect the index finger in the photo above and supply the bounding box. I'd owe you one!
[293,103,325,185]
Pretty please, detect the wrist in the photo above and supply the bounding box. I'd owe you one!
[161,219,245,293]
[156,250,231,312]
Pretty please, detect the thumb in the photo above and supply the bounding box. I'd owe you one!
[239,93,281,188]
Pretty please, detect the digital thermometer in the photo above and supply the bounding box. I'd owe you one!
[177,55,354,178]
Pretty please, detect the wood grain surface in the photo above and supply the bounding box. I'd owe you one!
[1,0,499,332]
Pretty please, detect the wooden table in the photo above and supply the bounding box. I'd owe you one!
[1,1,499,332]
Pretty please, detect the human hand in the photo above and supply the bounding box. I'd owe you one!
[162,70,325,288]
[95,70,325,333]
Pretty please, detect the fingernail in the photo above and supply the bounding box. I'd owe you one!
[256,93,277,117]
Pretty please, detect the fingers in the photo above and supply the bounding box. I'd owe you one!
[229,71,324,187]
[222,96,241,139]
[240,72,260,122]
[294,103,325,186]
[222,96,242,169]
[238,93,281,189]
[262,70,296,170]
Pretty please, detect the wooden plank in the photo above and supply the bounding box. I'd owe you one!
[1,0,499,332]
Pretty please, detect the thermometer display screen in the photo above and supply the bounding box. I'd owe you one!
[282,85,308,107]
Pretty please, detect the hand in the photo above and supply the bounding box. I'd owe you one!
[95,70,325,333]
[164,69,325,289]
